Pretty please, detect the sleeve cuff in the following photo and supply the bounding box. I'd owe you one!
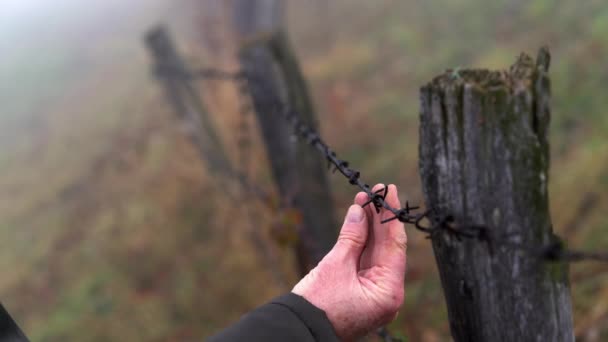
[271,293,339,342]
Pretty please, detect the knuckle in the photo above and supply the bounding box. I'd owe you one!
[337,231,366,248]
[380,235,407,254]
[393,234,408,252]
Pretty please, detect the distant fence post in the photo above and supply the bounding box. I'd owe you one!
[144,27,231,173]
[144,27,288,288]
[239,32,337,274]
[418,49,574,341]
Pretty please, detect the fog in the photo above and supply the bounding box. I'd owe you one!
[0,0,173,142]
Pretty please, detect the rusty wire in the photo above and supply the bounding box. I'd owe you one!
[154,62,608,266]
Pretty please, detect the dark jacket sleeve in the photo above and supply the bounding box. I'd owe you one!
[208,293,339,342]
[0,303,29,342]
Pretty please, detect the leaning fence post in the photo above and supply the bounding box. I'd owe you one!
[144,26,231,173]
[418,49,574,341]
[145,26,289,288]
[239,32,337,274]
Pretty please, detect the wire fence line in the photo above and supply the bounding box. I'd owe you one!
[149,49,408,341]
[152,61,608,266]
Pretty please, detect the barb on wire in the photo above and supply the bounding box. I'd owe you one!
[362,186,389,213]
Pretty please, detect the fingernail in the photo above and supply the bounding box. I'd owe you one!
[346,205,364,223]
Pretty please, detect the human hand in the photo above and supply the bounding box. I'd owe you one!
[292,184,407,341]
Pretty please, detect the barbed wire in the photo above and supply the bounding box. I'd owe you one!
[153,63,407,341]
[160,66,414,222]
[144,28,608,341]
[150,44,608,284]
[154,64,245,81]
[172,66,608,266]
[156,63,608,266]
[155,66,490,235]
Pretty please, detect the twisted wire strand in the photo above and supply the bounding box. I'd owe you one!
[156,63,608,265]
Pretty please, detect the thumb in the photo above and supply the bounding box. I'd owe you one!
[333,204,368,261]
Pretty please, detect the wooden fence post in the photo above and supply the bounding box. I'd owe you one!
[418,49,574,341]
[239,32,337,274]
[145,26,288,288]
[145,27,231,174]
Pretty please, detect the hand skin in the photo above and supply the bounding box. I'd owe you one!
[292,184,407,341]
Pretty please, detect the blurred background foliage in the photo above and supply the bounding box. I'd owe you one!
[1,0,607,341]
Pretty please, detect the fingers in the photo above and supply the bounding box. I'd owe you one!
[354,191,375,270]
[332,204,369,265]
[367,184,408,276]
[354,191,374,224]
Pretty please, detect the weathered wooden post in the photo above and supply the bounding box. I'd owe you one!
[418,49,574,341]
[239,32,337,274]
